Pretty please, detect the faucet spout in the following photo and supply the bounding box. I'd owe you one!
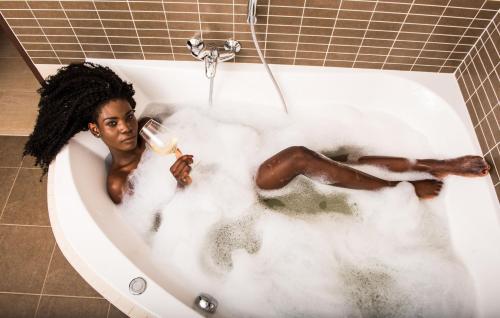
[204,47,218,79]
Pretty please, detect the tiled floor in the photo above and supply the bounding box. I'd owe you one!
[0,28,39,136]
[0,136,129,318]
[0,29,129,318]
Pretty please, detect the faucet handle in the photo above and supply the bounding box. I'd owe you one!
[224,39,241,53]
[187,38,205,58]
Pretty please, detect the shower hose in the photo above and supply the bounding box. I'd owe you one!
[249,21,289,114]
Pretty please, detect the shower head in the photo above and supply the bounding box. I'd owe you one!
[247,0,257,24]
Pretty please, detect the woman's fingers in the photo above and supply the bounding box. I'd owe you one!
[170,155,193,175]
[170,156,194,181]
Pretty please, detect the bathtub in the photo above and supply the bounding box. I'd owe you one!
[40,59,500,317]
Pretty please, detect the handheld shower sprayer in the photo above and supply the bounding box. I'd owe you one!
[247,0,257,24]
[246,0,289,114]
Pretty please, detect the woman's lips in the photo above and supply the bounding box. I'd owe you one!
[122,135,136,143]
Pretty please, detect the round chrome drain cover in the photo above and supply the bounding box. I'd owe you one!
[129,277,147,295]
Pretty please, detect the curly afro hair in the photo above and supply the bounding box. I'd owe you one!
[24,62,136,176]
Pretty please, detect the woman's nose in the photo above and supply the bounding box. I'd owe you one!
[118,120,132,133]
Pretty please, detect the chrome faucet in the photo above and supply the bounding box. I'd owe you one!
[187,38,241,78]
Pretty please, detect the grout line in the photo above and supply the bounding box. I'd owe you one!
[91,0,115,59]
[160,0,175,60]
[3,6,497,20]
[263,0,271,58]
[26,54,459,69]
[24,48,466,61]
[469,70,500,183]
[439,0,486,73]
[58,0,86,60]
[474,103,500,132]
[410,0,451,71]
[381,0,414,69]
[0,223,51,228]
[481,29,500,73]
[33,242,57,318]
[0,291,106,299]
[16,28,482,44]
[461,62,499,104]
[232,0,234,42]
[352,0,379,66]
[322,0,342,67]
[0,166,21,221]
[7,18,489,34]
[474,51,500,129]
[195,0,203,39]
[25,1,62,65]
[473,36,500,103]
[125,0,145,60]
[467,58,500,117]
[292,0,307,65]
[484,141,500,157]
[454,10,499,77]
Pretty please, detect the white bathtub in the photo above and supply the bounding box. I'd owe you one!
[40,60,500,317]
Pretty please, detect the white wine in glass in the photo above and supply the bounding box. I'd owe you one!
[139,119,192,184]
[140,119,179,156]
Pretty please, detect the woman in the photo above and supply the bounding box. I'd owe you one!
[24,62,490,204]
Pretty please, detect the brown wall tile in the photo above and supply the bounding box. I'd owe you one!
[0,0,496,77]
[454,9,500,200]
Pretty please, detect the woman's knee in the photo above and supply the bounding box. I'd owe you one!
[284,146,314,169]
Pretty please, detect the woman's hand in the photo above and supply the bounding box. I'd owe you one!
[170,154,193,187]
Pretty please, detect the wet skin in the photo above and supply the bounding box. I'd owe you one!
[88,99,193,204]
[256,147,490,200]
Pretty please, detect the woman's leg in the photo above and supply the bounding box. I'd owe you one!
[256,146,443,199]
[351,156,490,178]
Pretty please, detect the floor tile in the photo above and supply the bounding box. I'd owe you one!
[0,91,38,135]
[0,136,27,167]
[22,154,38,168]
[0,168,17,212]
[108,304,130,318]
[2,168,49,226]
[0,72,39,92]
[0,293,39,318]
[0,57,33,77]
[36,296,109,318]
[0,225,54,293]
[43,246,101,297]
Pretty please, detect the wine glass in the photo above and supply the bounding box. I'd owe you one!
[140,119,179,156]
[139,119,192,184]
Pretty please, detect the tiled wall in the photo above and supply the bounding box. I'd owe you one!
[0,0,498,72]
[455,10,499,199]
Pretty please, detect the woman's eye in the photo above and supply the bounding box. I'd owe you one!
[107,121,117,127]
[127,114,134,120]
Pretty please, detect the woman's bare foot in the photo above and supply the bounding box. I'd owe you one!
[424,156,490,178]
[410,179,443,199]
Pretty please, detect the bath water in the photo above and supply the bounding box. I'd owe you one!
[119,102,476,317]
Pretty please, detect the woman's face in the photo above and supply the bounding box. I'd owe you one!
[88,99,138,152]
